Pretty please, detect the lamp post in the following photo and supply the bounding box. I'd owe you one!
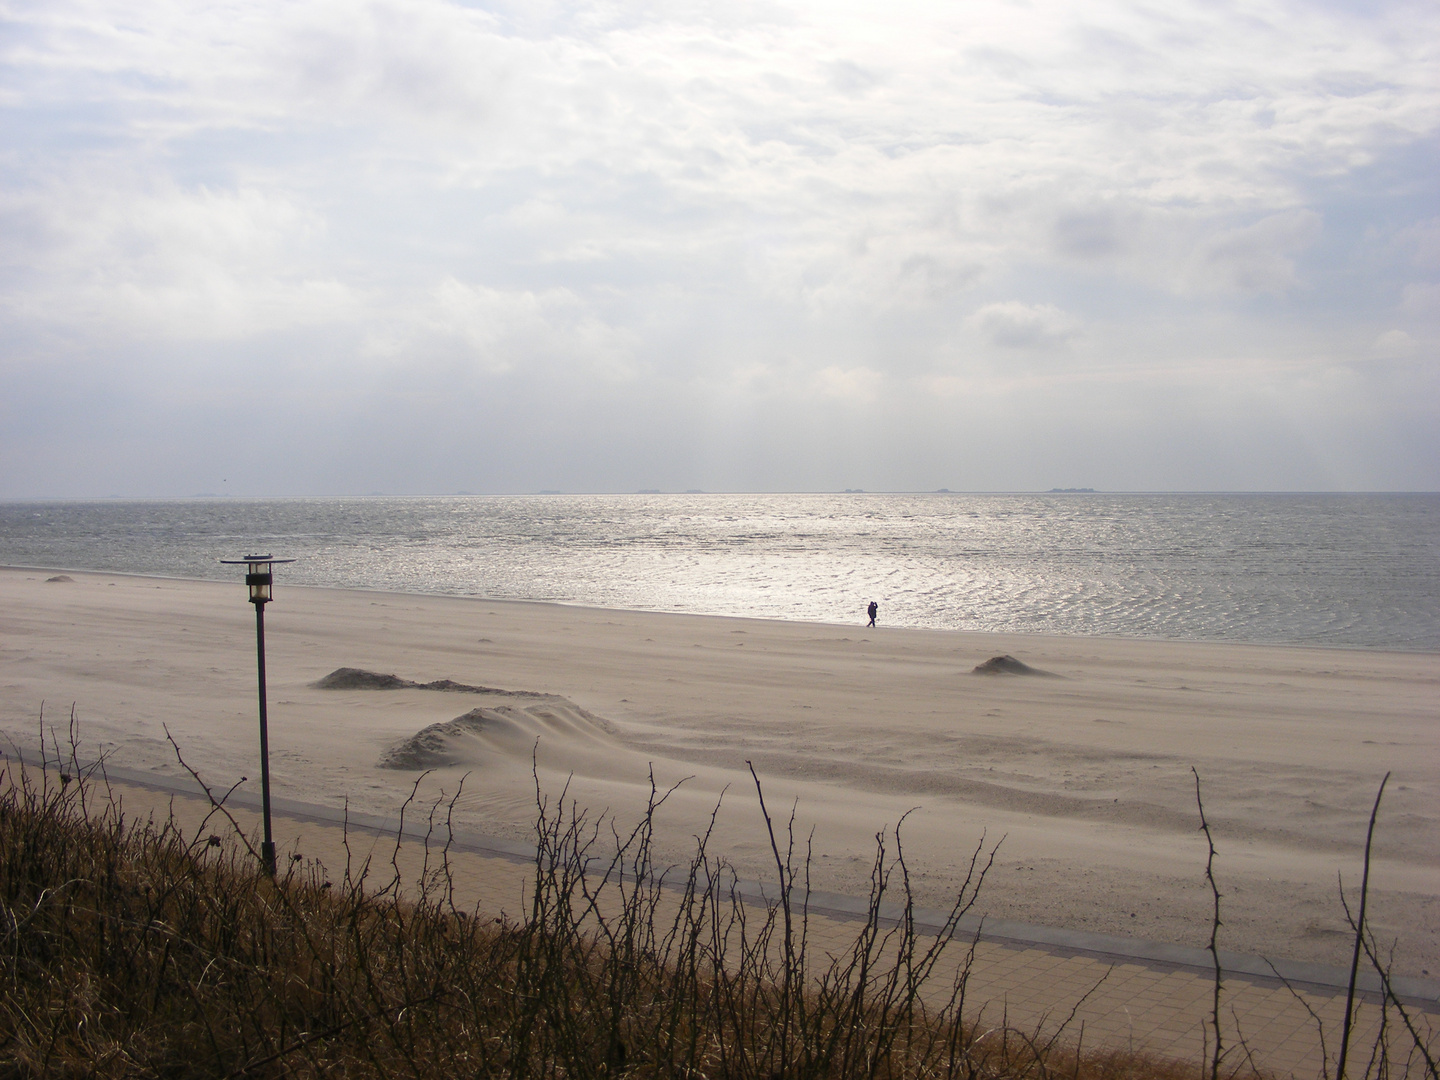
[220,554,294,876]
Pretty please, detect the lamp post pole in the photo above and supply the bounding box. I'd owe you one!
[222,554,294,878]
[252,589,276,877]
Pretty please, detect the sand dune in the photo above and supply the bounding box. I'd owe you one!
[312,666,630,778]
[971,654,1061,676]
[0,566,1435,978]
[379,698,619,770]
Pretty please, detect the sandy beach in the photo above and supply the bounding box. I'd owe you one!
[2,566,1436,978]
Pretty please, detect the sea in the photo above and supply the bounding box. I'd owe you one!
[1,493,1437,651]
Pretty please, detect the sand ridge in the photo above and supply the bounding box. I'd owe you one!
[314,666,533,696]
[1,566,1436,978]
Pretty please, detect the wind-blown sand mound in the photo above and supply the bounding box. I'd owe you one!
[314,667,523,695]
[379,695,616,770]
[319,666,620,775]
[971,654,1059,676]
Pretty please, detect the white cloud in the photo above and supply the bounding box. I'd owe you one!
[362,278,638,381]
[811,364,883,401]
[1369,329,1417,357]
[1400,282,1440,317]
[1182,211,1323,296]
[1,0,1438,493]
[0,181,356,343]
[1399,218,1440,272]
[967,302,1078,350]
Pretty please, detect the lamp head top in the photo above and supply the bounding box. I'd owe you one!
[220,554,296,568]
[220,555,295,605]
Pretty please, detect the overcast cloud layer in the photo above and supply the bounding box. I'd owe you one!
[2,0,1437,495]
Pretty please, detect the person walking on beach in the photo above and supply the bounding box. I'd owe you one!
[867,600,878,627]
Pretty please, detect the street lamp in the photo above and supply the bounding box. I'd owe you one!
[220,553,295,876]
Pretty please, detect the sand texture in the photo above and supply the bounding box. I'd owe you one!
[2,566,1436,978]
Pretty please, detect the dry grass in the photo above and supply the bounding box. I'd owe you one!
[0,730,1426,1079]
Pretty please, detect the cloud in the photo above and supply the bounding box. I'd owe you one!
[1400,282,1440,316]
[811,364,883,401]
[1182,211,1323,296]
[1369,329,1417,358]
[0,180,354,343]
[1399,218,1440,271]
[362,278,639,381]
[1,0,1438,494]
[1051,206,1131,260]
[967,302,1078,350]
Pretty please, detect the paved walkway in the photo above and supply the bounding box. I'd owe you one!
[11,756,1438,1078]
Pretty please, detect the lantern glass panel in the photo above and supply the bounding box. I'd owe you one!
[246,559,273,603]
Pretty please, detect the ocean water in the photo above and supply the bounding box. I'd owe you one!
[1,493,1436,651]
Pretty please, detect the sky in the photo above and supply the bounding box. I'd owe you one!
[1,0,1437,496]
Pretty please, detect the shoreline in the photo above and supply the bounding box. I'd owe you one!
[2,565,1437,978]
[6,563,1436,657]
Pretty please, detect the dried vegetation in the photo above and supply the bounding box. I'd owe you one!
[0,723,1432,1079]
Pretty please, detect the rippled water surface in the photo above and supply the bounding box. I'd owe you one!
[2,493,1436,650]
